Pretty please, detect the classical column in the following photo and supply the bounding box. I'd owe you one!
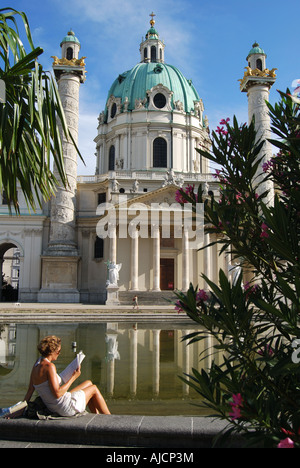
[203,231,211,289]
[211,233,218,284]
[106,359,115,397]
[130,327,138,396]
[109,223,117,264]
[182,227,189,291]
[152,224,160,291]
[130,229,139,290]
[152,329,160,396]
[204,334,213,371]
[182,330,191,396]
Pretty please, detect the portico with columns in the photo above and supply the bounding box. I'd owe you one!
[98,184,223,296]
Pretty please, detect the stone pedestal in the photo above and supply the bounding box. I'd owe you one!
[38,256,80,303]
[105,284,120,306]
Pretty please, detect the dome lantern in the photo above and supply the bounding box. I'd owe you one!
[140,13,165,63]
[60,30,81,60]
[246,42,266,71]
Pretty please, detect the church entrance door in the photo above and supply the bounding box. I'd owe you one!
[160,258,174,290]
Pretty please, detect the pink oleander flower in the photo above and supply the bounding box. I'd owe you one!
[229,405,242,420]
[220,118,230,125]
[277,437,294,448]
[258,344,274,357]
[229,393,243,420]
[231,393,243,407]
[244,282,259,299]
[175,185,198,204]
[216,126,228,136]
[174,300,183,313]
[260,222,269,239]
[196,289,208,302]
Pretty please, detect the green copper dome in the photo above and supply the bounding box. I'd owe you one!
[105,61,201,118]
[247,42,266,58]
[60,30,81,47]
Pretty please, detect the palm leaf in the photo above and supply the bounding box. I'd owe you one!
[0,8,83,213]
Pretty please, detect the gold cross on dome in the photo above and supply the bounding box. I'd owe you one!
[150,12,156,26]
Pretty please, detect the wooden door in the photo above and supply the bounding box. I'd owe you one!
[160,258,174,290]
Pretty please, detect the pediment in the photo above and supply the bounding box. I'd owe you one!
[115,184,181,210]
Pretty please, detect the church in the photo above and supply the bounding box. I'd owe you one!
[0,15,276,304]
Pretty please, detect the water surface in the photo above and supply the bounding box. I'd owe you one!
[0,321,215,415]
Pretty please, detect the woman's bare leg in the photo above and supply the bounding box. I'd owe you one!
[70,380,111,414]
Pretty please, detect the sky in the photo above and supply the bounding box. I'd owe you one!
[3,0,299,175]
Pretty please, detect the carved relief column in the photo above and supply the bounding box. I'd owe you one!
[240,44,276,203]
[38,32,86,303]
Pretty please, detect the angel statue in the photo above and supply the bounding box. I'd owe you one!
[108,262,122,286]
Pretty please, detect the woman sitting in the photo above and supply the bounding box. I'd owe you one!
[24,335,111,417]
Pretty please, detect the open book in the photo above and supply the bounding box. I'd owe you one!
[60,350,85,384]
[0,400,28,419]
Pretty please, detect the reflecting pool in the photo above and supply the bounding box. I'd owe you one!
[0,320,217,416]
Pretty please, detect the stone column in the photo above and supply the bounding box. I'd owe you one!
[38,57,85,303]
[109,223,117,264]
[130,230,139,291]
[152,329,160,396]
[240,46,276,203]
[182,330,191,396]
[130,327,138,396]
[152,224,160,291]
[203,231,211,289]
[182,227,189,291]
[47,73,80,254]
[247,85,274,200]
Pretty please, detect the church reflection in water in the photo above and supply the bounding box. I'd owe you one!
[0,321,220,415]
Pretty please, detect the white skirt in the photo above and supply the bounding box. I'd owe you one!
[69,390,86,415]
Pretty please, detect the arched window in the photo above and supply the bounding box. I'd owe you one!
[151,46,157,63]
[110,103,117,119]
[94,237,104,259]
[66,47,73,60]
[256,58,263,71]
[144,48,147,61]
[153,138,167,168]
[109,145,115,171]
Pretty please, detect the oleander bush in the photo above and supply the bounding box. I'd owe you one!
[175,91,300,448]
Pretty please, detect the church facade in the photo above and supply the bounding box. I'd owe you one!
[0,17,275,304]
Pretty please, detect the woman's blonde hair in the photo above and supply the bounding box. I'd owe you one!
[37,335,61,357]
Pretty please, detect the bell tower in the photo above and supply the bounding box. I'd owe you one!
[38,31,86,303]
[240,42,277,202]
[140,12,165,63]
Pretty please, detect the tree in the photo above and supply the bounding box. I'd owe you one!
[0,8,82,213]
[175,91,300,447]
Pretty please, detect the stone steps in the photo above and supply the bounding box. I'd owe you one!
[118,291,177,306]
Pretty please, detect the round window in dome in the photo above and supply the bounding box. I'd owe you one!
[153,93,167,109]
[110,103,117,119]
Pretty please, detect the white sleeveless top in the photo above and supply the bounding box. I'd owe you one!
[33,358,86,417]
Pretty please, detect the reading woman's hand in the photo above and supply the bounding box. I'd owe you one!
[73,366,81,379]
